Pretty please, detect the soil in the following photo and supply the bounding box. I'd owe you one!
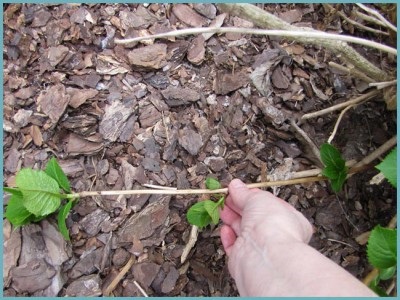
[3,3,397,297]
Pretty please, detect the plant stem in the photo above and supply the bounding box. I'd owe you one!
[66,164,371,199]
[355,3,397,32]
[301,89,380,121]
[324,4,389,36]
[114,26,397,55]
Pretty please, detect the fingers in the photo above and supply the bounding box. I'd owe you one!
[220,203,242,236]
[220,225,237,256]
[227,179,258,211]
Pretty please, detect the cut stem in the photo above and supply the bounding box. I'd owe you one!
[65,163,372,199]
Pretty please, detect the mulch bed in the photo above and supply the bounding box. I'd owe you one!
[3,3,396,296]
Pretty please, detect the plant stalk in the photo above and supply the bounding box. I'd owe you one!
[66,164,372,199]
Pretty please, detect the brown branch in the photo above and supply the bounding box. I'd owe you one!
[217,3,390,81]
[301,89,381,121]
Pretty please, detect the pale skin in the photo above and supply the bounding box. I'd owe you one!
[220,179,377,297]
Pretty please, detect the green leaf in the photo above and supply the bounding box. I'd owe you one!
[205,177,221,190]
[16,168,62,217]
[320,143,346,170]
[320,143,348,192]
[379,266,396,281]
[376,147,397,188]
[367,225,397,269]
[3,187,23,196]
[322,165,340,179]
[187,201,212,228]
[204,200,220,225]
[5,193,35,226]
[368,279,388,297]
[330,169,347,192]
[57,200,74,241]
[45,157,71,193]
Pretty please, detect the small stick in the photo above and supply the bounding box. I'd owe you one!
[142,184,177,190]
[353,10,387,28]
[326,4,389,36]
[355,3,397,33]
[114,27,397,55]
[133,280,149,297]
[327,101,366,144]
[351,136,397,169]
[369,80,397,89]
[328,62,375,83]
[64,161,372,200]
[69,176,328,199]
[301,89,380,121]
[290,119,323,167]
[181,225,199,264]
[103,255,135,296]
[386,278,396,295]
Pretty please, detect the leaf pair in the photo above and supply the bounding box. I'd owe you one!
[320,143,348,192]
[367,225,397,296]
[4,158,75,240]
[186,178,225,228]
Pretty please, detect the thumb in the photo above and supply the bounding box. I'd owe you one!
[227,179,255,211]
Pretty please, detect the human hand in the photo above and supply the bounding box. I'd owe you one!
[220,179,313,256]
[219,179,376,297]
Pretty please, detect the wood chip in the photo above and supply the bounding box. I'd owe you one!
[172,4,208,27]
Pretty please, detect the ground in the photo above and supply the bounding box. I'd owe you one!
[3,3,397,297]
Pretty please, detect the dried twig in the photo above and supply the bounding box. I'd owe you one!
[369,80,397,89]
[355,3,397,32]
[354,10,388,28]
[217,3,390,80]
[351,135,397,169]
[290,119,323,167]
[181,225,199,264]
[301,89,380,121]
[133,280,149,297]
[328,62,375,83]
[327,100,368,144]
[103,255,135,296]
[114,27,397,55]
[324,4,389,36]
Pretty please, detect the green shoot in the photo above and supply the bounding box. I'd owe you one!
[4,158,75,240]
[366,225,397,296]
[186,178,225,228]
[320,143,348,192]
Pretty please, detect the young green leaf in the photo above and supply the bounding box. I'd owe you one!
[205,177,221,190]
[367,225,397,269]
[330,170,347,193]
[187,201,212,228]
[320,143,348,192]
[45,157,71,193]
[16,168,62,217]
[376,147,397,188]
[204,200,220,225]
[3,187,23,196]
[320,143,346,170]
[5,193,35,226]
[57,200,74,241]
[379,266,396,281]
